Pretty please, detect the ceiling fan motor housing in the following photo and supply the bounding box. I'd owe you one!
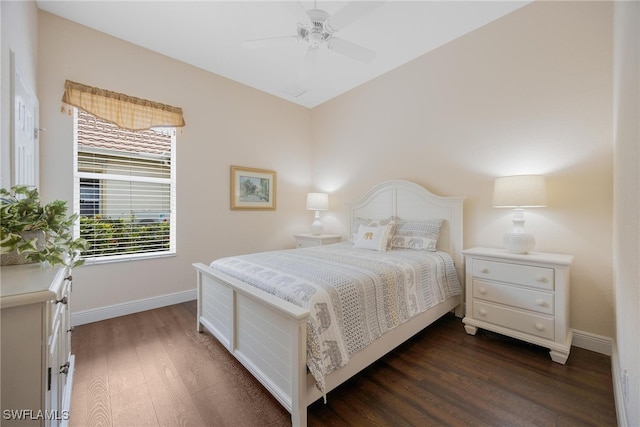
[298,8,332,48]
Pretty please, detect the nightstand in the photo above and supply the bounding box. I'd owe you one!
[1,264,75,425]
[462,247,574,364]
[294,233,342,248]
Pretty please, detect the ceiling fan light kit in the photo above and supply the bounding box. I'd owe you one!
[299,9,332,49]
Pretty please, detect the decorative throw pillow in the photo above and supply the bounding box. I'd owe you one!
[351,217,372,242]
[391,219,443,251]
[353,223,395,251]
[351,216,396,246]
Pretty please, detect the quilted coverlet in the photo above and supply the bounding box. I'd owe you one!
[209,243,461,394]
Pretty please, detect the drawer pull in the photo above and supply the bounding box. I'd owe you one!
[60,362,70,375]
[535,299,546,307]
[535,275,548,283]
[480,267,489,274]
[478,287,487,295]
[535,323,545,331]
[479,309,488,316]
[55,296,68,305]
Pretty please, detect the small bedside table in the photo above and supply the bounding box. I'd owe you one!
[294,234,342,248]
[462,247,574,364]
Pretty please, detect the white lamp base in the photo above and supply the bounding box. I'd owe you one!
[503,230,535,254]
[310,210,323,235]
[503,208,536,254]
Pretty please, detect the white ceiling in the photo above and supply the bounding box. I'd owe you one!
[36,0,530,109]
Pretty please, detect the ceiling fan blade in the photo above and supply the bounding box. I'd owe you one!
[281,84,309,98]
[328,37,376,63]
[299,47,320,85]
[281,46,317,99]
[241,35,300,49]
[282,0,311,25]
[326,1,384,32]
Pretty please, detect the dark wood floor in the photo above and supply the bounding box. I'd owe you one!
[70,301,617,426]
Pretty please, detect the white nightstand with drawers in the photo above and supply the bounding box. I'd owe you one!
[462,247,574,364]
[1,264,75,426]
[294,234,342,248]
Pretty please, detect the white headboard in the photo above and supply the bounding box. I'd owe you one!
[347,180,465,278]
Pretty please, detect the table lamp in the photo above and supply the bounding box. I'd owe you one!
[492,175,547,254]
[306,192,328,235]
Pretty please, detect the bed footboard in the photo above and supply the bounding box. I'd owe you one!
[193,262,310,427]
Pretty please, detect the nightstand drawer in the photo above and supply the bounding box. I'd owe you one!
[472,300,554,340]
[294,234,342,248]
[473,279,554,315]
[472,259,554,290]
[297,239,319,248]
[51,277,71,322]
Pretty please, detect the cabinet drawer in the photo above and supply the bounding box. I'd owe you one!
[296,239,319,248]
[50,282,71,328]
[472,259,554,290]
[473,279,554,315]
[472,300,554,340]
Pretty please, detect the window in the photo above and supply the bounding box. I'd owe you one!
[79,178,101,216]
[73,109,176,262]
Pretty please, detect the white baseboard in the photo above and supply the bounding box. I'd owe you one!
[71,295,615,355]
[71,289,197,326]
[610,341,629,427]
[571,328,612,356]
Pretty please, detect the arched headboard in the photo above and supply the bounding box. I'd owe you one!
[347,180,465,279]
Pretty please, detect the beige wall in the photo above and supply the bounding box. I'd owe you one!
[311,1,614,337]
[0,0,39,188]
[37,11,312,313]
[3,0,634,420]
[6,2,616,341]
[613,1,639,424]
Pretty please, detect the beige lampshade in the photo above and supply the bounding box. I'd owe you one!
[306,193,328,211]
[492,175,547,208]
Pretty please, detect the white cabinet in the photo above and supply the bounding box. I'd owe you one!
[293,233,342,248]
[462,247,574,364]
[1,264,74,426]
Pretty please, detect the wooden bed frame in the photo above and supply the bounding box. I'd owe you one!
[193,180,464,426]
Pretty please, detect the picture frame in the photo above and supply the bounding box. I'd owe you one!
[230,166,277,210]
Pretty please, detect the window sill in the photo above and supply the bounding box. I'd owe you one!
[81,251,176,266]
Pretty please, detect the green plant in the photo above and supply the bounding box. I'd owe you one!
[1,186,88,268]
[80,215,170,257]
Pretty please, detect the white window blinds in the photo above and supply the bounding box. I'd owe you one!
[74,109,176,262]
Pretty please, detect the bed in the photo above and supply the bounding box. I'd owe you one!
[193,180,465,426]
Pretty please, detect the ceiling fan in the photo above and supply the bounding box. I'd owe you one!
[242,1,384,94]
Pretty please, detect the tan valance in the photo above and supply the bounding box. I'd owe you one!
[61,80,185,131]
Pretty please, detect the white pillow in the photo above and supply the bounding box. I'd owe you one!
[351,216,396,245]
[353,223,394,251]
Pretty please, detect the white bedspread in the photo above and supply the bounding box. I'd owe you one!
[209,243,461,394]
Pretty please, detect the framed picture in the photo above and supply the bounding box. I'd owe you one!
[230,166,277,210]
